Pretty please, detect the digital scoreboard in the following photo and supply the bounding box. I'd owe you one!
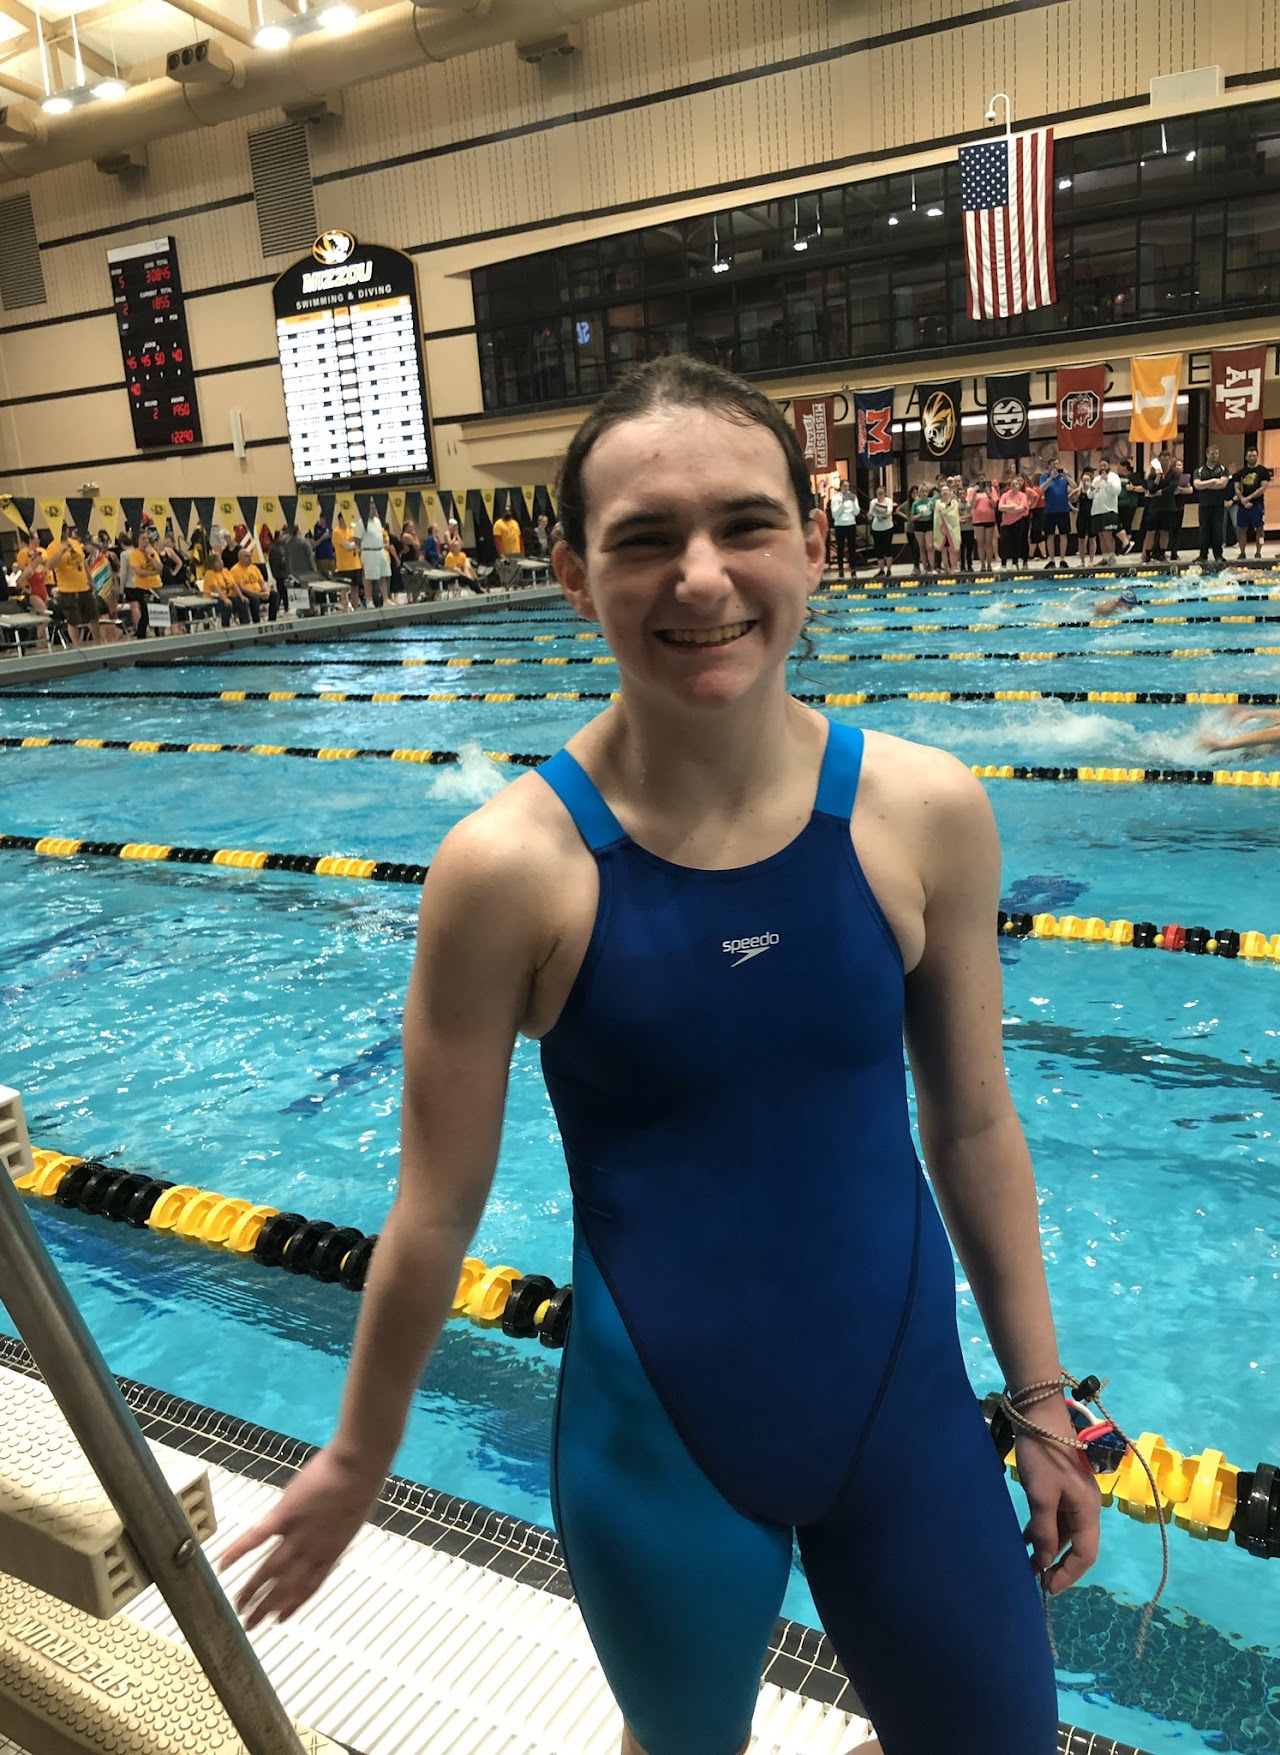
[273,232,433,488]
[108,236,201,450]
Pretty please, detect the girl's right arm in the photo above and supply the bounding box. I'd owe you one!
[219,804,553,1626]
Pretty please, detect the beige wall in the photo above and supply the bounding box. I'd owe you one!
[1,0,1279,502]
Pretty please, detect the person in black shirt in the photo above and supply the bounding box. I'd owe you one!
[1195,445,1231,565]
[1232,448,1272,562]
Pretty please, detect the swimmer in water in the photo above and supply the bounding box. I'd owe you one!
[1199,704,1280,756]
[1092,584,1140,618]
[220,357,1098,1755]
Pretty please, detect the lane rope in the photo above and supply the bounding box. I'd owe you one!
[162,643,1280,668]
[13,1148,1280,1558]
[1,831,1275,960]
[3,686,1277,708]
[6,734,1279,789]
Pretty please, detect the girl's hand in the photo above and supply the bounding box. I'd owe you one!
[1014,1426,1101,1596]
[218,1444,385,1629]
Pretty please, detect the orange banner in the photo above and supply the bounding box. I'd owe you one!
[1129,354,1183,444]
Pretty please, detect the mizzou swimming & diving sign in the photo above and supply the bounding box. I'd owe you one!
[272,231,434,489]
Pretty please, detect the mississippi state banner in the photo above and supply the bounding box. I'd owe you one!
[855,390,895,468]
[984,373,1031,459]
[916,381,963,463]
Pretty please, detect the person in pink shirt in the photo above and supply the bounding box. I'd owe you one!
[967,479,1000,571]
[998,476,1031,569]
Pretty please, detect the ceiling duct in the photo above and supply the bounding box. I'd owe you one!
[0,0,642,182]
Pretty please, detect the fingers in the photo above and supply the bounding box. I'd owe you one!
[217,1514,280,1573]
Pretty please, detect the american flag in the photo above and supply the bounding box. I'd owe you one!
[960,128,1057,319]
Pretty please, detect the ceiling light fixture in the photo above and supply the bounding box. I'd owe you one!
[91,75,126,98]
[711,213,731,273]
[1058,177,1073,190]
[926,205,943,217]
[254,3,357,49]
[887,214,899,226]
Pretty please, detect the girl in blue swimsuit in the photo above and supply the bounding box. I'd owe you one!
[226,359,1101,1755]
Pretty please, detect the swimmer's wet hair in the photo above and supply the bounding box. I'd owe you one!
[556,357,815,555]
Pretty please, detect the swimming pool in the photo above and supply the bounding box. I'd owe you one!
[1,576,1278,1755]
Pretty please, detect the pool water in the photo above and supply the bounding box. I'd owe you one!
[1,577,1278,1754]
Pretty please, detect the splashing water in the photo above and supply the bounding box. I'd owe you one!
[427,742,513,804]
[905,698,1245,770]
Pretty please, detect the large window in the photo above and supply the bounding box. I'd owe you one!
[470,98,1280,413]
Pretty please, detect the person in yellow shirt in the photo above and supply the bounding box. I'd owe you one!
[230,545,279,624]
[443,535,483,594]
[333,514,363,610]
[492,510,523,556]
[44,524,101,646]
[202,559,249,628]
[126,527,163,638]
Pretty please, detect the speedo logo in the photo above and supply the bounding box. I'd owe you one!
[722,931,780,967]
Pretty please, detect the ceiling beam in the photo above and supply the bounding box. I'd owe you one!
[158,0,255,46]
[0,61,41,96]
[0,0,118,76]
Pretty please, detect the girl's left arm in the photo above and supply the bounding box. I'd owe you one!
[902,756,1100,1592]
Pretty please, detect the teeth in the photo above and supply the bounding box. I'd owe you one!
[659,621,753,647]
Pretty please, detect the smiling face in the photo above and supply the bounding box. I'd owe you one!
[554,405,825,712]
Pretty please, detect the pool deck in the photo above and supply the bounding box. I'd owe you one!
[0,1340,874,1755]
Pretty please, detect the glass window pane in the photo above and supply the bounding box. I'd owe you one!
[688,280,736,369]
[606,300,647,369]
[562,244,602,304]
[639,226,687,289]
[1225,192,1280,306]
[1068,217,1138,326]
[736,274,785,372]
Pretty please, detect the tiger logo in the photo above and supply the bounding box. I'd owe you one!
[312,229,356,267]
[922,390,957,457]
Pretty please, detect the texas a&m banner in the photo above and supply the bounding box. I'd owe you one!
[792,397,836,471]
[855,390,894,468]
[1209,346,1266,435]
[1129,354,1183,445]
[1055,364,1105,451]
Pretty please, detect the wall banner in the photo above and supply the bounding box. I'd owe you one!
[792,396,837,470]
[916,381,963,462]
[1209,346,1266,435]
[984,373,1031,458]
[1129,354,1183,444]
[854,391,895,469]
[1055,364,1105,451]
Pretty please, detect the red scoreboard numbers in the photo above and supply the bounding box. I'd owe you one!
[108,235,202,451]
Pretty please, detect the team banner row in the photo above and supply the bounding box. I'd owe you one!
[0,484,559,543]
[794,344,1267,470]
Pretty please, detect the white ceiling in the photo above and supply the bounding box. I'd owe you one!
[0,0,370,104]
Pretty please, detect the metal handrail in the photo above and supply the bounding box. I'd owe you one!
[0,1164,306,1754]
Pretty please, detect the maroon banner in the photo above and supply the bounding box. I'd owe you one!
[1055,364,1106,451]
[792,396,836,471]
[1209,346,1266,434]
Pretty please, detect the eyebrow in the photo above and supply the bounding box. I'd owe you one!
[601,494,793,539]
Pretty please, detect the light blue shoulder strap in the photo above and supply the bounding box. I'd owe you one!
[813,720,865,822]
[537,750,628,853]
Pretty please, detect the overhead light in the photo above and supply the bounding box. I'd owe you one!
[711,257,730,274]
[91,75,126,99]
[1186,149,1197,161]
[792,237,809,252]
[40,91,74,113]
[887,214,899,226]
[926,205,943,217]
[1058,177,1072,190]
[255,3,354,47]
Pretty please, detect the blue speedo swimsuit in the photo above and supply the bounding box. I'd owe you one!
[537,717,1057,1755]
